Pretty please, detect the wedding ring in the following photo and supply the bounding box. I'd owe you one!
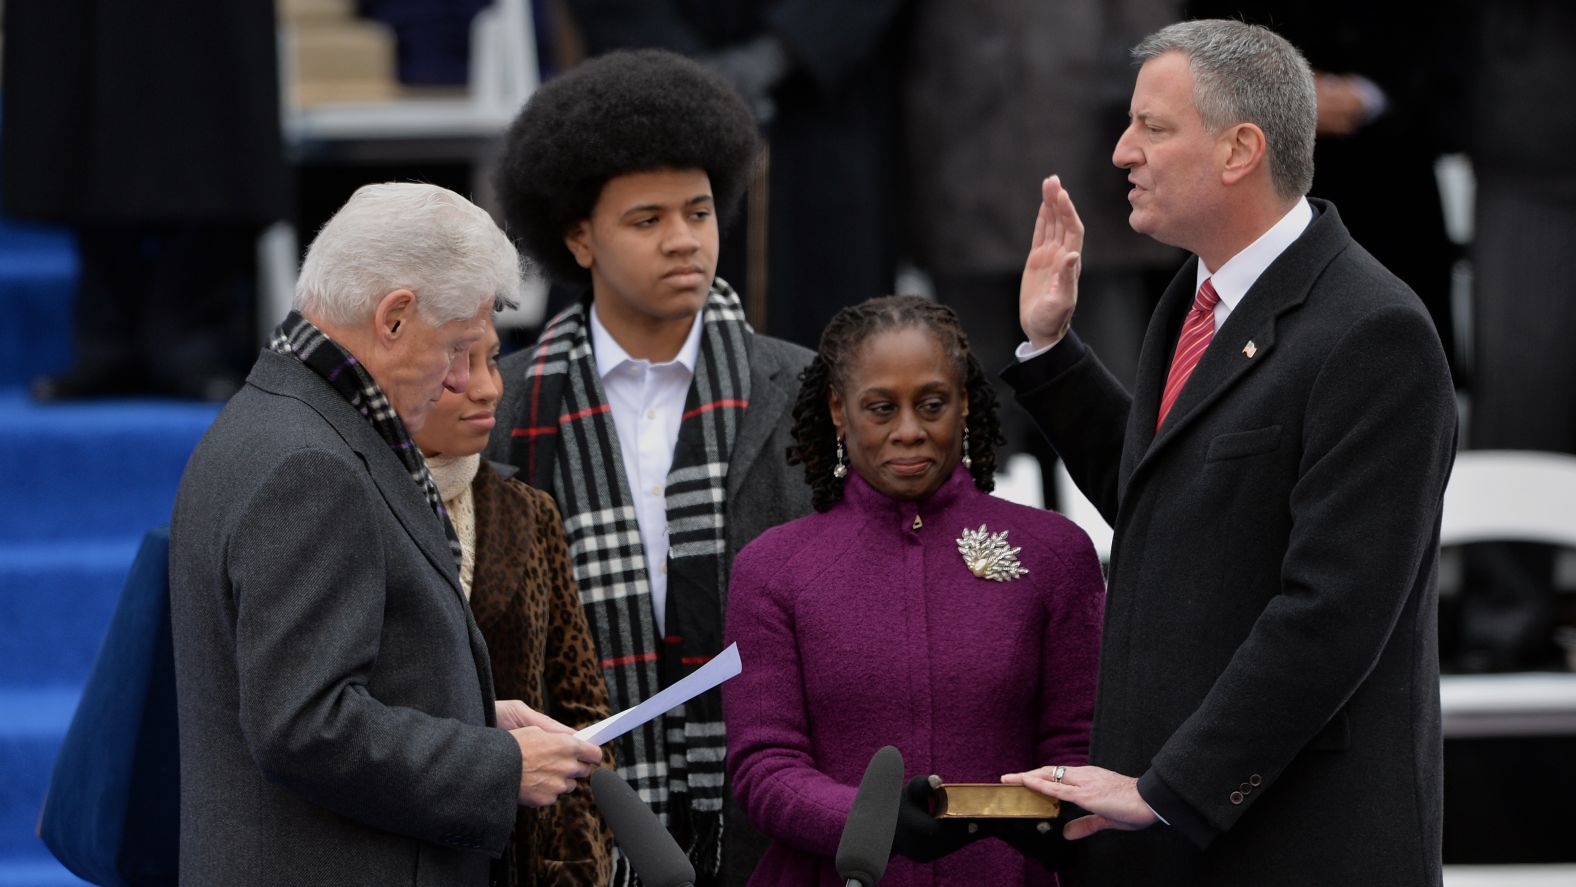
[1052,766,1067,783]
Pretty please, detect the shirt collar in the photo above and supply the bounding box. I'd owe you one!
[589,302,706,380]
[1196,197,1313,312]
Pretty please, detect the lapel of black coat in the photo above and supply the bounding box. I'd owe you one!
[1127,200,1351,481]
[725,333,786,504]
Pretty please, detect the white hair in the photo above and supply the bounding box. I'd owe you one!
[295,182,523,326]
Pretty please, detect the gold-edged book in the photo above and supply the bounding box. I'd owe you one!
[932,784,1061,819]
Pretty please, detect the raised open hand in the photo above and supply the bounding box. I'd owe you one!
[1019,175,1085,350]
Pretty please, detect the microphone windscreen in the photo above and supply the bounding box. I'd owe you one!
[590,768,697,887]
[834,745,904,886]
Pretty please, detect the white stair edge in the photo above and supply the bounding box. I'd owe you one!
[1445,864,1576,886]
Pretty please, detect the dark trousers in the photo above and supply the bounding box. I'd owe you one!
[69,223,259,390]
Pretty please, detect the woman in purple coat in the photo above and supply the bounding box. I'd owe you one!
[722,296,1106,885]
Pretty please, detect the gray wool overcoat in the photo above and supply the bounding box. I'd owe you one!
[169,350,522,886]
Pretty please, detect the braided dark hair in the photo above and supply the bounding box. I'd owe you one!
[788,295,1002,512]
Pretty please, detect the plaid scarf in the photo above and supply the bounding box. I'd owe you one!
[269,310,462,569]
[507,281,750,883]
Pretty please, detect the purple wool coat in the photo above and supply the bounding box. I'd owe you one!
[723,465,1105,886]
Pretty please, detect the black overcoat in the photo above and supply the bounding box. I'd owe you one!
[1005,201,1456,885]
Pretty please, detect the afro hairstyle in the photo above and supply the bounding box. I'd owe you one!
[493,49,760,287]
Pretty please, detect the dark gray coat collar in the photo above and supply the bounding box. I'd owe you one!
[245,350,465,600]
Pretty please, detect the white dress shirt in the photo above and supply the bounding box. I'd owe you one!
[589,306,705,632]
[1194,197,1314,331]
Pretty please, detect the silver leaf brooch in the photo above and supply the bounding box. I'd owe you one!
[956,524,1028,582]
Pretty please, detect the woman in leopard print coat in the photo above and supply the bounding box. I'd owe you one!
[416,320,615,886]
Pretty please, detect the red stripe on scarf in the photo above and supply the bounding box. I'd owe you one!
[682,398,749,421]
[560,404,614,423]
[511,426,559,437]
[600,651,659,668]
[514,404,613,441]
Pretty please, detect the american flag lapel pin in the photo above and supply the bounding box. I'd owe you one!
[1243,340,1258,359]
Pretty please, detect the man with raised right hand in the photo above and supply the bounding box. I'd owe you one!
[1002,20,1456,886]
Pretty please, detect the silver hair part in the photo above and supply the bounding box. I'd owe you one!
[1134,19,1317,202]
[295,182,523,327]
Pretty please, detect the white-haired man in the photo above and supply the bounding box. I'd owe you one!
[169,183,604,886]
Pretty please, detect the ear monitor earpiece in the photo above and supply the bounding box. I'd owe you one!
[389,321,401,335]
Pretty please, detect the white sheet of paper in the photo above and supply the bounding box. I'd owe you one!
[574,642,742,746]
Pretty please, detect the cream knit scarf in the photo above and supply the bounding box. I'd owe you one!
[425,452,481,598]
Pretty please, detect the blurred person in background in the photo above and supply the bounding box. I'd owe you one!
[903,0,1180,391]
[1186,0,1460,383]
[411,316,617,885]
[2,0,289,401]
[900,0,1182,502]
[1454,0,1576,673]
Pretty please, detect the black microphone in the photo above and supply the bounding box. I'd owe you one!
[590,768,697,887]
[835,745,905,887]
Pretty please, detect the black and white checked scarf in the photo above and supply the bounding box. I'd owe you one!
[269,310,463,568]
[508,282,750,883]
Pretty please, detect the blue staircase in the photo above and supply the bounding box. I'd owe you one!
[0,216,219,884]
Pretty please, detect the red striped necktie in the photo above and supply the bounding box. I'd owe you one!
[1156,277,1221,431]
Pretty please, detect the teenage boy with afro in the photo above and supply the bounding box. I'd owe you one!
[486,49,813,886]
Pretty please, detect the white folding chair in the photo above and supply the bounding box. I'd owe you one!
[1437,450,1576,736]
[1440,450,1576,549]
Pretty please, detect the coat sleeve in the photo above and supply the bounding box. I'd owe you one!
[227,449,521,856]
[1034,527,1106,768]
[1142,302,1457,846]
[723,540,857,858]
[526,485,616,885]
[1002,330,1132,525]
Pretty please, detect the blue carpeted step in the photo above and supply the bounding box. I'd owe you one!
[0,389,218,543]
[0,687,78,860]
[0,540,140,686]
[0,220,77,387]
[0,858,91,886]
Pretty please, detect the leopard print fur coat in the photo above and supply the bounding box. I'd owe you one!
[469,463,615,886]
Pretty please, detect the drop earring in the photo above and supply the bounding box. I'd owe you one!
[962,426,973,469]
[833,437,848,479]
